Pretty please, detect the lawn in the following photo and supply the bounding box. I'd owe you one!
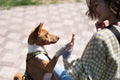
[0,0,80,8]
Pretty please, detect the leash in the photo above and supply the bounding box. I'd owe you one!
[44,51,51,61]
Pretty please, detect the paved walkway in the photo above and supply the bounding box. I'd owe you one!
[0,1,96,80]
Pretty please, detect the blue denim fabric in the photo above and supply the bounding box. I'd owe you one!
[53,64,72,80]
[62,50,71,59]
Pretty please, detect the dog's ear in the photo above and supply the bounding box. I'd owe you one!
[28,23,44,44]
[38,22,43,29]
[34,22,43,33]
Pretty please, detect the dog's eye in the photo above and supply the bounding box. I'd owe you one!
[45,33,48,38]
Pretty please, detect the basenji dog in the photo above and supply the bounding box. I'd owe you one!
[14,23,59,80]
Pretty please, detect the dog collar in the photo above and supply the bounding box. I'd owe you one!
[27,44,51,61]
[27,50,51,61]
[31,50,47,56]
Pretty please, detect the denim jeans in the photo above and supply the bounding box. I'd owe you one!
[53,64,72,80]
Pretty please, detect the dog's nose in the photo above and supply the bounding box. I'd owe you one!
[57,37,59,40]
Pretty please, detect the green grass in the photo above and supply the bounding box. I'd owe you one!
[50,0,57,4]
[75,0,80,2]
[0,0,80,8]
[0,0,43,8]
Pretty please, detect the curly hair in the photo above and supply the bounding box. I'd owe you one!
[86,0,120,20]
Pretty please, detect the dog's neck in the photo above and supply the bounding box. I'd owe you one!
[28,44,46,53]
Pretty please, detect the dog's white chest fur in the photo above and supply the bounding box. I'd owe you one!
[36,53,49,60]
[28,44,52,79]
[28,44,49,60]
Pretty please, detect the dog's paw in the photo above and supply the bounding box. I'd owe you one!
[55,34,75,58]
[55,46,65,57]
[55,43,73,58]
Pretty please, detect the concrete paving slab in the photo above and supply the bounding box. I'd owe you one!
[0,1,96,79]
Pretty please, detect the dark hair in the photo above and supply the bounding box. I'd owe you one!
[110,0,120,18]
[86,0,120,20]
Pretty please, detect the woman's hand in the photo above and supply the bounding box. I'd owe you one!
[95,21,106,31]
[65,34,75,51]
[62,34,75,59]
[55,34,75,59]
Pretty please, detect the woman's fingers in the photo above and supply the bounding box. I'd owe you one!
[70,33,75,43]
[65,34,75,51]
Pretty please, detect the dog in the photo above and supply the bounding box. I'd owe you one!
[14,23,59,80]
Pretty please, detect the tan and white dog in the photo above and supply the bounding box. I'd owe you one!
[14,23,60,80]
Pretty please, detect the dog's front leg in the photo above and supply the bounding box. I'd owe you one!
[45,56,59,72]
[28,56,58,73]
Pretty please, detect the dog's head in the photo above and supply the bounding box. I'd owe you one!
[28,23,59,46]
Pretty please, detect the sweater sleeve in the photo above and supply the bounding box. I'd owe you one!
[63,33,109,80]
